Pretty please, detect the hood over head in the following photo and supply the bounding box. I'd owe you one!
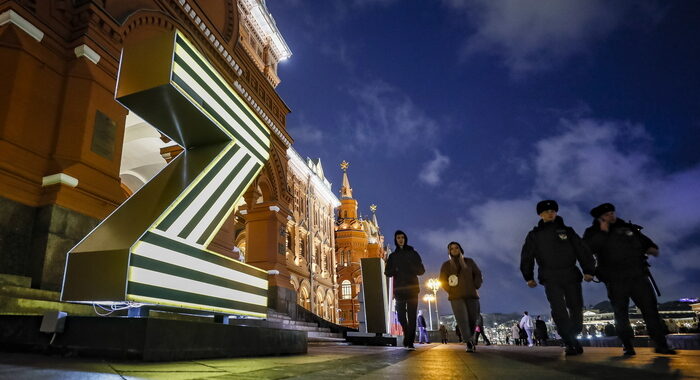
[394,230,408,248]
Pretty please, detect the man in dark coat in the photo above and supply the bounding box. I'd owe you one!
[583,203,675,355]
[385,230,425,350]
[520,200,595,356]
[535,315,548,346]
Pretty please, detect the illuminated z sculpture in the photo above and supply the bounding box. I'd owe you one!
[61,30,269,317]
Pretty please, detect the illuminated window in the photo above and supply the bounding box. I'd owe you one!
[341,280,352,300]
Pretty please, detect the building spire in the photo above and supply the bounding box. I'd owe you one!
[340,160,353,199]
[370,204,379,227]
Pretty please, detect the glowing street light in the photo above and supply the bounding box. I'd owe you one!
[427,278,441,330]
[423,293,435,330]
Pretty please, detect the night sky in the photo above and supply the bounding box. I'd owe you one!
[266,0,700,316]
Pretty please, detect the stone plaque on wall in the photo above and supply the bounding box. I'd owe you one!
[91,110,116,159]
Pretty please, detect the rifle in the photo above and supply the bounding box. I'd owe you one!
[629,220,661,297]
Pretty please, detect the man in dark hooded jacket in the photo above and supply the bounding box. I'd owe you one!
[385,230,425,350]
[520,200,595,356]
[583,202,675,355]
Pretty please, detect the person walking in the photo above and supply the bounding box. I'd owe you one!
[417,310,430,344]
[474,314,491,346]
[583,203,676,355]
[520,200,595,355]
[520,311,535,347]
[384,230,425,351]
[439,323,448,344]
[511,323,520,345]
[535,316,548,346]
[455,324,463,343]
[439,241,483,352]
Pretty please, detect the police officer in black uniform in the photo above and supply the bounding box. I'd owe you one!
[520,200,595,356]
[583,203,676,355]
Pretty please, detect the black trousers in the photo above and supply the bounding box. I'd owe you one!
[474,330,490,345]
[395,294,418,346]
[544,281,583,346]
[605,275,667,347]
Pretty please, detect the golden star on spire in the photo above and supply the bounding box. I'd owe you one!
[340,160,349,171]
[370,204,377,213]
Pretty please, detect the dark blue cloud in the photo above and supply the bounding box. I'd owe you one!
[267,0,700,316]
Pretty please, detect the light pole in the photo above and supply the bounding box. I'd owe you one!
[422,294,435,330]
[427,278,441,330]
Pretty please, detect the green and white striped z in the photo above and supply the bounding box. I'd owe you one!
[124,32,270,316]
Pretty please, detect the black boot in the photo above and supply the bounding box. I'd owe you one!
[654,341,677,355]
[564,345,578,356]
[622,340,636,356]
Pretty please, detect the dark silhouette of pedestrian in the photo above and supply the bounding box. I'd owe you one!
[417,310,430,344]
[535,316,548,346]
[385,230,425,351]
[474,314,491,346]
[584,203,676,355]
[520,200,595,355]
[439,323,448,344]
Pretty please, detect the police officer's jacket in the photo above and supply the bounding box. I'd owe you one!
[583,218,658,282]
[520,216,595,285]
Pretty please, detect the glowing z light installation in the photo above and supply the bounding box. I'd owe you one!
[61,30,270,317]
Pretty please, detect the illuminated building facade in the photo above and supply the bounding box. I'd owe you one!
[335,161,386,329]
[0,0,304,316]
[285,151,340,322]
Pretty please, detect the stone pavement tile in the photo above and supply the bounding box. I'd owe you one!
[473,345,697,380]
[203,345,420,379]
[3,343,700,379]
[0,352,121,380]
[109,361,227,380]
[197,353,347,370]
[109,361,222,373]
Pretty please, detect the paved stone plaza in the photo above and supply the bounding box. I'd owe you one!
[1,344,699,379]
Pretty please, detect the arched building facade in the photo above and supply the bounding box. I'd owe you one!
[0,0,296,309]
[286,150,340,323]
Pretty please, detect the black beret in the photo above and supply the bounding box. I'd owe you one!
[536,200,559,215]
[590,203,615,218]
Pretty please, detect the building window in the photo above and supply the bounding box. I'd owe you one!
[341,280,352,300]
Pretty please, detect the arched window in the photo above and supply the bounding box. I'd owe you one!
[341,280,352,300]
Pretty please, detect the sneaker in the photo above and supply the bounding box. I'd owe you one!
[528,343,534,347]
[564,346,578,356]
[623,346,636,356]
[654,347,677,355]
[406,344,416,351]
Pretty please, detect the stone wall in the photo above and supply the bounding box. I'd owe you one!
[0,196,98,291]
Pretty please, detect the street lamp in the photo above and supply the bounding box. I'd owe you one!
[422,294,435,330]
[427,278,441,330]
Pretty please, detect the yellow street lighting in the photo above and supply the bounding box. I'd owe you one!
[423,293,435,329]
[427,278,441,329]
